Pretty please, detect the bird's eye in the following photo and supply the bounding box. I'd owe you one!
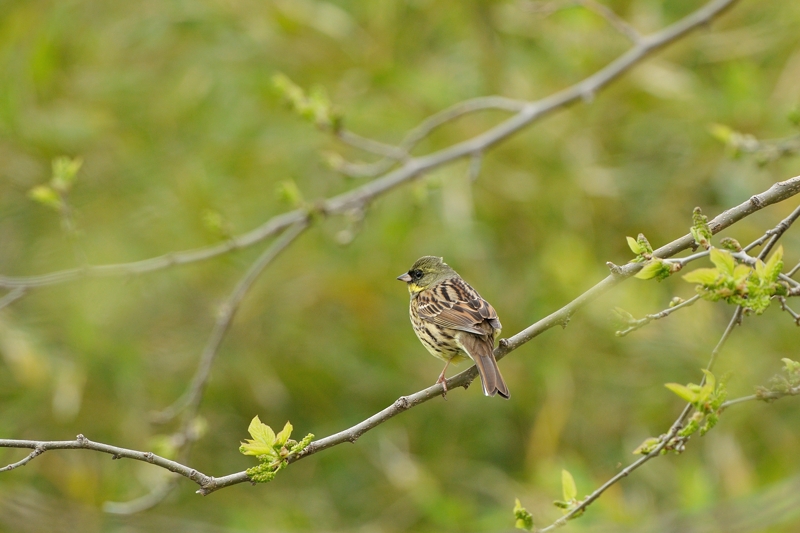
[411,269,423,280]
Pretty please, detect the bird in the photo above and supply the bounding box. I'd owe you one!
[397,256,509,399]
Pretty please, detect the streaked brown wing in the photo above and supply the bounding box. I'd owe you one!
[416,277,501,335]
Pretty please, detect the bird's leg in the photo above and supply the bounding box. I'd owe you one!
[436,360,451,399]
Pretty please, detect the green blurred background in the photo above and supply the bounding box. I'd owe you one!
[1,0,799,531]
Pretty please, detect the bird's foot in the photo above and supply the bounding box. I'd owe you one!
[435,375,449,400]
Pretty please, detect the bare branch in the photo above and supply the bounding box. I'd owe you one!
[519,0,576,16]
[335,130,409,160]
[153,221,309,423]
[580,0,643,43]
[708,306,744,371]
[615,295,701,337]
[0,435,212,484]
[759,203,800,259]
[777,296,800,325]
[726,132,800,163]
[103,478,180,515]
[0,445,44,473]
[333,96,526,177]
[0,210,305,289]
[721,384,800,409]
[0,288,26,311]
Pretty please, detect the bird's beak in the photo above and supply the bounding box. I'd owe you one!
[396,273,412,282]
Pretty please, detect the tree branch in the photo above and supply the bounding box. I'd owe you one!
[0,287,26,311]
[0,0,741,293]
[615,295,701,337]
[721,384,800,409]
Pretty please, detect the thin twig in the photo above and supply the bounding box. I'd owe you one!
[0,287,26,311]
[743,232,772,252]
[103,478,180,515]
[580,0,643,43]
[336,97,526,178]
[519,0,576,16]
[0,435,212,482]
[153,221,309,423]
[721,385,800,409]
[537,426,682,532]
[777,297,800,325]
[729,132,800,163]
[335,130,409,160]
[0,445,44,473]
[706,306,743,372]
[759,203,800,259]
[102,222,309,513]
[0,210,305,289]
[615,295,701,337]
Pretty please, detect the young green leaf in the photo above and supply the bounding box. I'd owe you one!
[28,185,63,210]
[782,358,800,374]
[682,267,719,285]
[51,156,83,193]
[709,248,735,276]
[700,369,716,391]
[277,179,304,207]
[627,236,643,255]
[732,264,751,285]
[709,123,734,144]
[635,259,671,280]
[664,383,698,403]
[561,469,577,502]
[764,245,784,283]
[240,415,277,457]
[275,421,293,447]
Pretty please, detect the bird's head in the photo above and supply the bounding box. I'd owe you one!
[396,256,457,295]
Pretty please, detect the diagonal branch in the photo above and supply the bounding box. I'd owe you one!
[580,0,643,43]
[152,221,309,423]
[0,287,26,311]
[759,203,800,259]
[0,0,741,293]
[333,97,527,178]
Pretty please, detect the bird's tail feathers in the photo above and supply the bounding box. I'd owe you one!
[457,333,510,399]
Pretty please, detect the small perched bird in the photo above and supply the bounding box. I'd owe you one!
[397,256,509,399]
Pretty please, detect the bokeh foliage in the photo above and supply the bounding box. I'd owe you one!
[1,0,799,531]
